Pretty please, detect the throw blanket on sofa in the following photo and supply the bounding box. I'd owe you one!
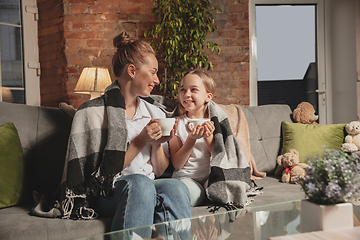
[54,82,180,220]
[205,101,256,207]
[32,81,261,219]
[218,104,267,180]
[58,81,130,219]
[152,99,259,207]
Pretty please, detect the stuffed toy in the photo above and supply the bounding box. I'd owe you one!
[292,102,319,125]
[277,149,308,184]
[341,121,360,152]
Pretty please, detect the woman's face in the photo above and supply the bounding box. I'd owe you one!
[179,74,212,116]
[131,54,159,97]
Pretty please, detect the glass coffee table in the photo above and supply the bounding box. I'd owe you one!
[80,199,360,240]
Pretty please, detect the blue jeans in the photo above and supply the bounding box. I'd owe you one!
[92,174,191,238]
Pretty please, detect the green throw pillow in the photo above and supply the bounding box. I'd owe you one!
[0,122,24,208]
[275,121,346,177]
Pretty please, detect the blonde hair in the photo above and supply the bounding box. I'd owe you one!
[112,32,155,85]
[178,70,216,115]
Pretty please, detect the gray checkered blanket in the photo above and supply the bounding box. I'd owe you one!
[206,101,253,208]
[52,81,257,220]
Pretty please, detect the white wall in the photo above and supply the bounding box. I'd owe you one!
[327,0,357,123]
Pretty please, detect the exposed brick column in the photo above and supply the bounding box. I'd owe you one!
[37,0,68,107]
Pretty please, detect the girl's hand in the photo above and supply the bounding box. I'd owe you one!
[186,122,205,139]
[202,121,215,138]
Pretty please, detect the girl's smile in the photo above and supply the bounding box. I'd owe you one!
[179,74,213,119]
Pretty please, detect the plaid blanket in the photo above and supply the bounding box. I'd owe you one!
[57,81,181,220]
[205,101,254,208]
[48,80,258,219]
[149,99,257,208]
[58,81,130,219]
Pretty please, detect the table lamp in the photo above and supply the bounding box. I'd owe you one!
[74,67,112,99]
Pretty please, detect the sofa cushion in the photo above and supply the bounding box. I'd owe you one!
[0,204,113,240]
[0,122,25,208]
[32,107,73,197]
[242,105,293,175]
[275,121,346,176]
[0,102,73,202]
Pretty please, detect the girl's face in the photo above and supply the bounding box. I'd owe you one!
[129,54,159,97]
[179,74,213,118]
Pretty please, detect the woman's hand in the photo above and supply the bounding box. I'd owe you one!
[138,119,163,142]
[150,118,178,177]
[123,119,162,170]
[138,118,178,145]
[153,118,179,145]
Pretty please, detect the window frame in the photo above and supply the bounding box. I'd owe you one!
[22,0,40,106]
[0,0,40,106]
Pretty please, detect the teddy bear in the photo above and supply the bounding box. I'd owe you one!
[277,149,308,184]
[292,102,319,125]
[341,121,360,152]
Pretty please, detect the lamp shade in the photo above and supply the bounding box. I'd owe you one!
[75,67,112,99]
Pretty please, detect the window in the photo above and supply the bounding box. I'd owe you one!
[0,0,40,105]
[249,0,327,123]
[255,4,318,112]
[255,5,316,81]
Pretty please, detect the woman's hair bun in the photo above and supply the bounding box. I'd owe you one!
[113,32,134,49]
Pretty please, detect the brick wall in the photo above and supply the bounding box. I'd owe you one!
[209,0,250,105]
[37,0,67,107]
[37,0,250,108]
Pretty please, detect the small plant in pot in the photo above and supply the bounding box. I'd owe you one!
[299,149,360,232]
[300,149,360,205]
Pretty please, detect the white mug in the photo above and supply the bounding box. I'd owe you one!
[155,118,176,136]
[188,118,210,131]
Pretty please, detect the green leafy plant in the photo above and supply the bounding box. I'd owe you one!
[299,149,360,205]
[145,0,221,98]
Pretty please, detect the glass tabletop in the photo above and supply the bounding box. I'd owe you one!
[79,199,360,240]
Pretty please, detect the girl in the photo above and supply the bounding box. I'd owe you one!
[169,70,216,206]
[60,32,191,237]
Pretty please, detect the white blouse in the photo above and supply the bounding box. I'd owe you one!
[121,97,167,180]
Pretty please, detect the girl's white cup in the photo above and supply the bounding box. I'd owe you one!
[188,118,210,131]
[155,118,176,136]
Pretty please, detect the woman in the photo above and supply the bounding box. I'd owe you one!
[59,32,191,237]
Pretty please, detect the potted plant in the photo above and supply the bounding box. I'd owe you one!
[144,0,221,98]
[299,149,360,232]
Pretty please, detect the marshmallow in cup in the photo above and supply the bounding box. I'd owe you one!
[154,118,176,136]
[188,118,211,131]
